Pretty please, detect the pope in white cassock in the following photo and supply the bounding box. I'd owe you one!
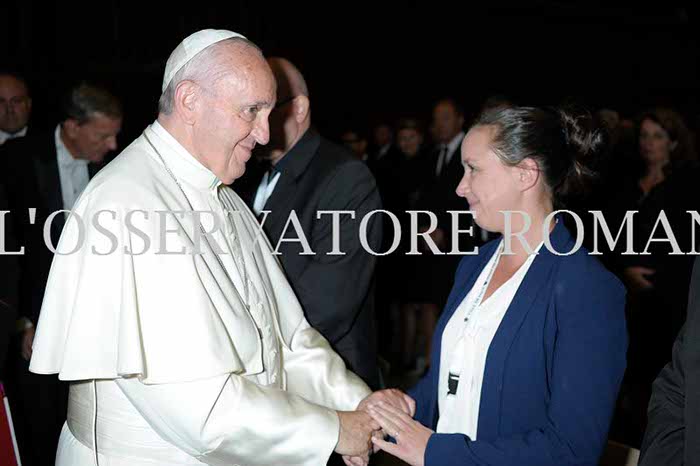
[28,29,414,466]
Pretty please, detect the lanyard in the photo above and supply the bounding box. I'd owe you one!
[446,241,503,381]
[463,241,503,324]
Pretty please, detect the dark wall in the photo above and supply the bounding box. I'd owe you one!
[1,2,698,143]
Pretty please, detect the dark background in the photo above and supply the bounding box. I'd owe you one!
[1,1,698,144]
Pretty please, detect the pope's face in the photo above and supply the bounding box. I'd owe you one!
[193,49,276,185]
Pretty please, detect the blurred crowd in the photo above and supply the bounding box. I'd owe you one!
[1,67,699,464]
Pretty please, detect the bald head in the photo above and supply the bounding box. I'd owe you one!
[267,57,308,103]
[0,73,32,134]
[255,57,311,164]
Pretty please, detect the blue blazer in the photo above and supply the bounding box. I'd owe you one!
[409,219,628,466]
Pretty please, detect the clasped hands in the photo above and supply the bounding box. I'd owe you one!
[335,389,434,466]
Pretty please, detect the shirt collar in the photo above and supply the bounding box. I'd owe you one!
[0,126,28,144]
[146,121,222,193]
[55,124,89,167]
[378,143,391,157]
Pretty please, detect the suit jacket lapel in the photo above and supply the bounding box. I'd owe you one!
[261,130,320,243]
[262,171,297,242]
[88,162,101,179]
[32,134,62,216]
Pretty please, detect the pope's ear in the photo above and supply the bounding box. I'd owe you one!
[173,80,199,125]
[293,95,310,123]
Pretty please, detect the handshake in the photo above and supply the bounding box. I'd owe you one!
[334,389,416,466]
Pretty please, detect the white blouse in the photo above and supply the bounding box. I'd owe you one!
[437,239,540,439]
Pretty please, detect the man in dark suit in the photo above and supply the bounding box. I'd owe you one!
[429,98,465,212]
[411,99,478,311]
[234,57,382,390]
[640,256,700,466]
[0,82,122,466]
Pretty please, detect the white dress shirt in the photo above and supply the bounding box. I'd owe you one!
[55,125,90,211]
[252,168,281,215]
[377,143,391,159]
[437,239,540,439]
[0,126,27,145]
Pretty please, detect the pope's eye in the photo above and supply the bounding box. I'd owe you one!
[241,106,259,121]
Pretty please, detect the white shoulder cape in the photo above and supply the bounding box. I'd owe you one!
[29,131,304,384]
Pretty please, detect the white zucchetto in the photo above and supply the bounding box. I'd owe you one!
[162,29,246,92]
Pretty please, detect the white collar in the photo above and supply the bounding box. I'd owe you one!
[0,126,28,142]
[146,121,222,193]
[443,131,465,155]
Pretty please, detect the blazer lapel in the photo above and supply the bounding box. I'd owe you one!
[477,219,573,438]
[33,136,62,215]
[260,130,321,243]
[443,243,498,317]
[425,241,498,427]
[261,171,297,242]
[88,162,102,179]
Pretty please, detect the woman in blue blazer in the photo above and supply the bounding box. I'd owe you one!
[369,106,628,466]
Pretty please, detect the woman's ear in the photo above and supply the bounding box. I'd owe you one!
[516,157,540,191]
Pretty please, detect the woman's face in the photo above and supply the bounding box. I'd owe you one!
[455,125,523,233]
[639,118,675,166]
[397,128,422,157]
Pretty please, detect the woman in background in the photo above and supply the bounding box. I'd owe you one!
[394,118,440,375]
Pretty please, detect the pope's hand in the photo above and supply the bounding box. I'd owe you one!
[335,410,380,457]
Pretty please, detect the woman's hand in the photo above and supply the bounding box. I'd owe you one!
[368,402,434,466]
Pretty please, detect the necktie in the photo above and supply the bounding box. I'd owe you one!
[435,145,449,177]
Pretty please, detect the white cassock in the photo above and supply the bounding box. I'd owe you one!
[29,121,371,466]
